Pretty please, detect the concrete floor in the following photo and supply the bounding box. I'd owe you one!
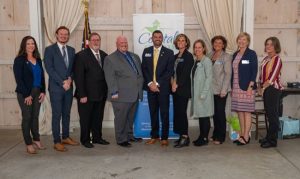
[0,128,300,179]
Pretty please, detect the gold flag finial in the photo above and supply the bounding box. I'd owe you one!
[82,0,89,12]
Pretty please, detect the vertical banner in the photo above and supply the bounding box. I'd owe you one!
[133,14,184,138]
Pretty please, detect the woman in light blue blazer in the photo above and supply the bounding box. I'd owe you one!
[191,39,214,146]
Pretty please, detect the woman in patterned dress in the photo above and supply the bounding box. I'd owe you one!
[231,32,258,145]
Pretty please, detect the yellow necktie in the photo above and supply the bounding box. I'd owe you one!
[153,48,159,82]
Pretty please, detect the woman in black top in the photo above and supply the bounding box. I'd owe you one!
[13,36,46,154]
[171,34,194,148]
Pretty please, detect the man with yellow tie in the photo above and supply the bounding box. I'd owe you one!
[141,30,175,146]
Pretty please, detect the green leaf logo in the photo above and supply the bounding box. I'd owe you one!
[145,20,160,33]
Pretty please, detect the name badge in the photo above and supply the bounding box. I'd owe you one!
[145,53,151,57]
[215,61,223,65]
[241,60,249,64]
[177,58,184,63]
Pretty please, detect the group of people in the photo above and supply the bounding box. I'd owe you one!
[13,26,283,154]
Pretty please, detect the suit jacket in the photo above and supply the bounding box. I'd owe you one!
[231,47,258,91]
[173,49,194,98]
[74,48,108,101]
[44,43,75,92]
[191,56,214,118]
[141,46,174,95]
[13,56,46,98]
[207,51,232,95]
[103,50,144,103]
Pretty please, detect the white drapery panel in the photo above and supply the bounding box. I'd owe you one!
[192,0,244,53]
[43,0,84,43]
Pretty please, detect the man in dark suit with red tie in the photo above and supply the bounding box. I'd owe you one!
[74,32,110,148]
[142,30,174,146]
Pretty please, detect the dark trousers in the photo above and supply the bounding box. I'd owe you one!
[147,92,170,140]
[111,101,138,143]
[49,89,73,144]
[212,94,228,142]
[199,117,211,140]
[263,86,281,144]
[17,88,41,145]
[173,94,189,136]
[77,99,105,145]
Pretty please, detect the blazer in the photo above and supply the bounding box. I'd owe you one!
[74,48,108,101]
[231,47,258,91]
[191,56,214,118]
[207,51,232,95]
[173,49,194,98]
[44,43,75,92]
[103,50,144,103]
[141,46,174,95]
[13,56,46,98]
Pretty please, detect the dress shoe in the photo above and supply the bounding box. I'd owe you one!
[26,145,37,154]
[259,138,267,144]
[33,141,46,150]
[174,136,190,148]
[117,142,132,147]
[145,138,159,144]
[83,142,94,148]
[93,138,110,145]
[62,137,79,146]
[193,138,208,147]
[54,143,67,152]
[129,137,143,143]
[260,141,277,148]
[174,138,180,145]
[160,140,169,147]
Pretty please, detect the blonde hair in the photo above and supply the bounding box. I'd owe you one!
[236,32,251,47]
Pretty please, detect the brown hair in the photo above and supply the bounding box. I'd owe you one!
[193,39,207,55]
[236,32,251,47]
[89,32,101,41]
[173,33,191,50]
[264,36,281,54]
[17,36,40,59]
[211,35,227,51]
[55,26,70,35]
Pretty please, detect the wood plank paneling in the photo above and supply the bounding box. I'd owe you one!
[165,0,182,13]
[13,0,29,26]
[254,0,299,24]
[0,0,13,26]
[0,31,16,60]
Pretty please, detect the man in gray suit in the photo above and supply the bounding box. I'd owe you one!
[104,36,143,147]
[44,26,79,152]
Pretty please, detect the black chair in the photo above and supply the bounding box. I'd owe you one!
[251,95,268,140]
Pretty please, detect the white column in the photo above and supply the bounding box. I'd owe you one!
[29,0,43,54]
[243,0,254,48]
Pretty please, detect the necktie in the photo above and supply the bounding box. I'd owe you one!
[96,53,102,67]
[153,48,159,82]
[125,53,138,75]
[62,46,68,68]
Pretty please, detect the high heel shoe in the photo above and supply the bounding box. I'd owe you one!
[174,136,190,148]
[33,141,46,150]
[236,136,247,146]
[26,145,37,154]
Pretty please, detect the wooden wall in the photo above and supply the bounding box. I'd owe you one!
[0,0,30,127]
[0,0,299,128]
[254,0,300,117]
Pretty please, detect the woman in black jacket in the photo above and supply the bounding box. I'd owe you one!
[171,34,194,148]
[13,36,46,154]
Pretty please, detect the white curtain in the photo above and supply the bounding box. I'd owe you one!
[43,0,85,43]
[192,0,244,53]
[39,0,84,135]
